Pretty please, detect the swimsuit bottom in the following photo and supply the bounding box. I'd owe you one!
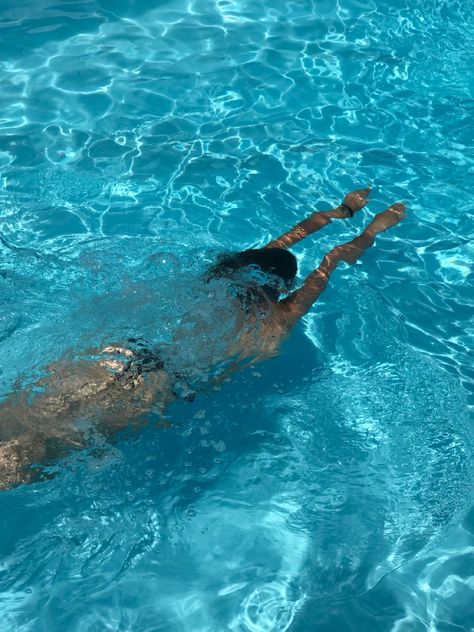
[116,338,195,402]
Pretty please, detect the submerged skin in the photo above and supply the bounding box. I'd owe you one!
[0,189,406,488]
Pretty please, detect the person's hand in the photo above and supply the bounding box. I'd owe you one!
[368,203,407,234]
[343,187,371,214]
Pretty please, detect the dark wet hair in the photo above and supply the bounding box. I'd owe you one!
[205,248,298,303]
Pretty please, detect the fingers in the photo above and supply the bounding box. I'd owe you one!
[348,186,371,209]
[361,188,371,206]
[350,186,371,200]
[388,202,407,216]
[376,202,407,228]
[344,189,408,220]
[390,202,406,212]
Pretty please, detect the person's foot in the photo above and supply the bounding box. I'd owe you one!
[369,203,406,234]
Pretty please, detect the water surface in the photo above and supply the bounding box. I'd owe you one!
[0,0,473,630]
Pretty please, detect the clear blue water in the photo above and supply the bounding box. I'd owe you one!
[0,0,473,630]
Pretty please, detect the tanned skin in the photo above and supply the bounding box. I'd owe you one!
[268,188,406,323]
[0,188,406,488]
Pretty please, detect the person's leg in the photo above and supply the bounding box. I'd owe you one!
[280,203,406,321]
[264,187,371,249]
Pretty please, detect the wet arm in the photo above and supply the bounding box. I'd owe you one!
[264,188,371,250]
[280,203,406,323]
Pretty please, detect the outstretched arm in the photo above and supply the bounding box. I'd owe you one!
[280,203,407,323]
[264,188,371,249]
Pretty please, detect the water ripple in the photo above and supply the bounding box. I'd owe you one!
[0,0,473,630]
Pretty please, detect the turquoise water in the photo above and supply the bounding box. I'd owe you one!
[0,0,473,630]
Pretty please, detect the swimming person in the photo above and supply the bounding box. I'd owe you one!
[0,188,406,488]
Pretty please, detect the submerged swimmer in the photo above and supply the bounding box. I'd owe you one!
[0,188,406,488]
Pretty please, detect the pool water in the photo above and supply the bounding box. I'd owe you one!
[0,0,473,630]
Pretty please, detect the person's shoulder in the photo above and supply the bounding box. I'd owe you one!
[274,299,299,329]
